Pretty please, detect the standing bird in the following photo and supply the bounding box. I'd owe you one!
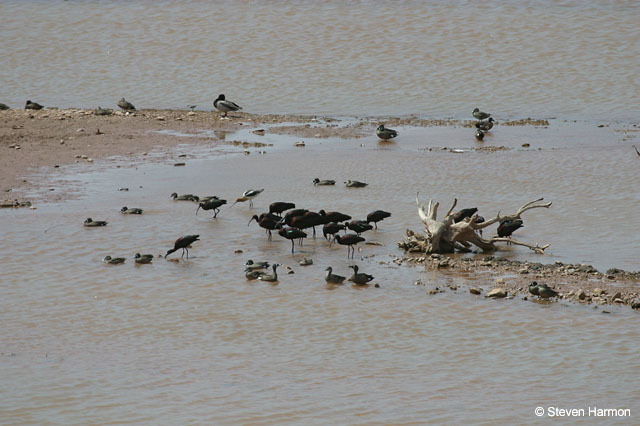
[376,125,398,140]
[323,222,346,245]
[25,100,43,110]
[497,218,524,239]
[258,263,280,282]
[165,234,200,259]
[313,178,336,186]
[345,180,368,188]
[347,220,373,236]
[196,198,227,218]
[284,208,309,226]
[318,210,351,223]
[84,218,107,227]
[278,227,307,253]
[475,129,485,141]
[475,117,494,131]
[248,214,282,241]
[325,266,346,284]
[366,210,391,229]
[134,253,153,264]
[231,189,263,208]
[213,94,242,117]
[269,201,296,216]
[121,206,143,214]
[472,108,491,121]
[334,233,365,258]
[452,207,478,223]
[117,98,135,111]
[348,265,374,285]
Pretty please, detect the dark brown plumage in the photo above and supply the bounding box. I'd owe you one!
[165,235,200,259]
[334,233,365,258]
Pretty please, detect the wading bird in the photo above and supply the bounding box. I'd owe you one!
[231,189,263,208]
[196,198,227,218]
[334,233,365,258]
[366,210,391,229]
[165,234,200,259]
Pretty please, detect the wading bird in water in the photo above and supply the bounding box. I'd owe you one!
[165,234,200,259]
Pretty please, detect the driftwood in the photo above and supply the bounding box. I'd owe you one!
[401,195,552,255]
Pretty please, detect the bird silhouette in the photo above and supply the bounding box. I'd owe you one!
[165,235,200,259]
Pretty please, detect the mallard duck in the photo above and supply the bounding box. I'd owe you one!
[170,192,199,202]
[134,253,153,264]
[196,198,227,218]
[231,189,263,208]
[299,258,313,266]
[376,125,398,140]
[325,266,346,284]
[0,103,10,110]
[472,108,491,121]
[348,265,374,285]
[366,210,391,229]
[313,178,336,186]
[213,94,242,117]
[344,180,368,188]
[475,128,485,141]
[84,218,107,227]
[475,117,494,131]
[117,98,135,111]
[94,107,113,116]
[165,234,200,259]
[121,206,143,214]
[334,234,365,258]
[103,255,125,264]
[25,100,43,110]
[258,263,280,282]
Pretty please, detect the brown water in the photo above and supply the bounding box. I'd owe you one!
[2,120,639,424]
[1,1,639,119]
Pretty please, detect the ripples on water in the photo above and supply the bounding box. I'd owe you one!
[1,0,639,119]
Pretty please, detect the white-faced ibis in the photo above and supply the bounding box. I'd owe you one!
[497,219,523,238]
[284,209,309,226]
[245,259,269,271]
[376,125,398,140]
[121,206,143,214]
[347,220,373,236]
[318,210,351,223]
[290,211,324,238]
[231,189,263,208]
[165,234,200,259]
[325,266,346,284]
[171,192,199,202]
[25,100,43,110]
[103,255,125,264]
[475,117,494,131]
[323,222,346,245]
[475,129,485,140]
[249,214,282,241]
[258,263,280,282]
[348,265,374,285]
[472,108,491,121]
[118,98,135,111]
[213,94,242,117]
[278,227,307,253]
[269,201,295,216]
[334,233,365,258]
[366,210,391,229]
[313,178,336,186]
[197,198,227,218]
[452,207,478,223]
[345,180,368,188]
[84,218,107,227]
[134,253,153,264]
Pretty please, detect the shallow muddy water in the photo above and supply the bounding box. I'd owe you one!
[1,121,639,424]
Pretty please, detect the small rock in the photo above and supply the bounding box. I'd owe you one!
[613,298,624,304]
[294,141,306,147]
[613,292,622,300]
[495,278,505,285]
[428,289,438,295]
[187,111,196,116]
[87,158,93,163]
[234,249,243,254]
[252,129,265,135]
[577,290,586,300]
[518,268,529,274]
[438,259,450,267]
[374,283,380,288]
[413,280,423,286]
[593,288,606,296]
[522,143,530,147]
[80,154,88,159]
[469,287,482,295]
[76,128,85,132]
[449,285,457,291]
[174,162,186,166]
[487,288,507,298]
[156,116,165,121]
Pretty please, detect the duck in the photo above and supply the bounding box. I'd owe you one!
[475,117,494,131]
[213,94,242,117]
[170,192,199,202]
[196,198,227,218]
[117,98,135,111]
[313,178,336,186]
[94,107,113,116]
[245,260,269,271]
[231,189,263,208]
[348,265,374,285]
[528,281,540,296]
[0,103,10,110]
[25,100,43,110]
[121,206,143,214]
[376,125,398,140]
[165,234,200,259]
[325,266,346,284]
[537,283,559,299]
[345,180,368,188]
[84,218,108,227]
[257,263,280,282]
[134,253,153,264]
[366,210,391,229]
[245,269,266,280]
[299,258,313,266]
[472,108,491,121]
[102,255,125,264]
[475,129,485,141]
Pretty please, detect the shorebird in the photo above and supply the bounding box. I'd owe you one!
[213,94,242,117]
[84,218,107,227]
[165,234,200,259]
[334,233,365,258]
[318,210,351,223]
[258,263,280,282]
[366,210,391,229]
[248,214,282,241]
[171,193,199,202]
[231,189,263,208]
[345,180,368,188]
[134,253,153,264]
[102,255,125,264]
[347,220,373,236]
[25,100,43,110]
[323,222,346,245]
[475,117,494,131]
[325,266,346,284]
[472,108,491,121]
[196,198,227,218]
[376,125,398,140]
[117,98,135,111]
[348,265,374,285]
[313,178,336,186]
[452,208,478,223]
[497,219,523,239]
[284,209,309,226]
[121,206,143,214]
[269,201,296,216]
[475,129,485,141]
[278,227,307,253]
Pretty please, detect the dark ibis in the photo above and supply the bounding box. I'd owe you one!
[472,108,491,121]
[197,198,227,218]
[278,227,307,253]
[165,234,200,259]
[318,210,351,223]
[313,178,336,186]
[290,211,323,238]
[323,222,346,245]
[348,265,374,285]
[117,98,135,111]
[248,214,282,241]
[452,208,478,223]
[334,233,365,258]
[497,219,523,239]
[25,100,43,110]
[269,201,296,216]
[213,94,242,117]
[366,210,391,229]
[84,218,107,227]
[231,189,263,208]
[345,180,368,188]
[325,267,346,284]
[347,220,373,236]
[284,209,309,226]
[376,125,398,140]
